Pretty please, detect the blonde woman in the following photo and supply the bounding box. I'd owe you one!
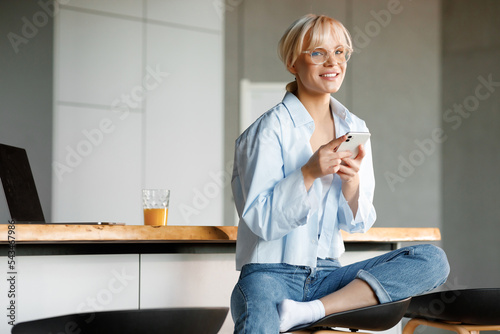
[230,14,449,333]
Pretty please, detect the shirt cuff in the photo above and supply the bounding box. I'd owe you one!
[338,191,375,233]
[338,192,355,228]
[273,168,312,225]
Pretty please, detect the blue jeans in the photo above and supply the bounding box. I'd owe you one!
[231,244,449,334]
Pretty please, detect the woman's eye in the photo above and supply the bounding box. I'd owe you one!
[312,49,327,57]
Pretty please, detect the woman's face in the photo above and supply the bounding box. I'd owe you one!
[289,32,347,97]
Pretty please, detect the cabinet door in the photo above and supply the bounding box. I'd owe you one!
[140,253,239,334]
[1,254,139,333]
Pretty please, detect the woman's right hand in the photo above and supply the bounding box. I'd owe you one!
[301,135,352,191]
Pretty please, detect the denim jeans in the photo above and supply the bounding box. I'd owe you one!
[231,244,449,334]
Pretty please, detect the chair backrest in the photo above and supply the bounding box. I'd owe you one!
[405,288,500,325]
[11,307,229,334]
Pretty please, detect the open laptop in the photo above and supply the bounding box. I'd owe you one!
[0,143,120,225]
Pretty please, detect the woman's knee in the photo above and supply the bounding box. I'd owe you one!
[414,244,450,285]
[230,273,285,333]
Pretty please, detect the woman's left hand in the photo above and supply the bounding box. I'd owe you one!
[339,144,365,215]
[338,144,366,184]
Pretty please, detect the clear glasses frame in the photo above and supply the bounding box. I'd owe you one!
[302,46,353,64]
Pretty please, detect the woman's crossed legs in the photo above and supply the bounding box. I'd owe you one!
[231,244,450,333]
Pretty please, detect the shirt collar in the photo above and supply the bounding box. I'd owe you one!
[282,92,353,130]
[282,92,313,127]
[330,95,354,134]
[330,95,352,123]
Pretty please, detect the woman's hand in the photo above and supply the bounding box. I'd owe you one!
[301,135,352,191]
[338,144,366,184]
[339,144,366,216]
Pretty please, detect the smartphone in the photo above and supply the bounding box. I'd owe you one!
[336,132,371,159]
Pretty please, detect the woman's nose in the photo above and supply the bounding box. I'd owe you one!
[324,55,337,66]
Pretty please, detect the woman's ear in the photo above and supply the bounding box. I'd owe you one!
[287,62,297,75]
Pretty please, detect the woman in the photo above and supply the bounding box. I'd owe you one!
[230,14,449,333]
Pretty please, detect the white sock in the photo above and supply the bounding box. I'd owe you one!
[278,299,325,332]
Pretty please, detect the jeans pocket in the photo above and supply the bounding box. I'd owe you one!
[384,247,414,263]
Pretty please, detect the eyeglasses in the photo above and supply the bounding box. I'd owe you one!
[302,46,353,65]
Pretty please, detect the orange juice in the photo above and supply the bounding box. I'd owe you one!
[143,208,168,226]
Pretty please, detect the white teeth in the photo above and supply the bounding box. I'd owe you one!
[321,73,338,77]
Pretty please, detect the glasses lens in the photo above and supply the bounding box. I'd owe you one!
[334,46,351,63]
[310,48,328,64]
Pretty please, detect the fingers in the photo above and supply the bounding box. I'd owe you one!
[355,144,366,161]
[312,137,362,179]
[342,144,365,166]
[326,135,347,152]
[318,137,352,176]
[328,158,343,174]
[339,159,358,175]
[339,144,365,182]
[337,165,353,180]
[338,166,359,183]
[338,151,353,160]
[321,149,351,174]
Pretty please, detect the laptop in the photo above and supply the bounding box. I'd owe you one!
[0,143,121,225]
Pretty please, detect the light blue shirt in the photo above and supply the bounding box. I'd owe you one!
[232,92,376,270]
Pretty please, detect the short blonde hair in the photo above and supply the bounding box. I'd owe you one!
[278,14,353,92]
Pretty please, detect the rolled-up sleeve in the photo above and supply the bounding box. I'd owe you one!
[232,116,312,241]
[338,137,376,233]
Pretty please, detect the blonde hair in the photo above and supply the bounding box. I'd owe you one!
[278,14,353,92]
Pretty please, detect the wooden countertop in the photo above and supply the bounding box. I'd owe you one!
[0,225,440,244]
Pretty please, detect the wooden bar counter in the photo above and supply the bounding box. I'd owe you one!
[0,225,440,243]
[0,225,440,255]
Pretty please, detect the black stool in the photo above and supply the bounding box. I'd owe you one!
[11,307,228,334]
[403,288,500,334]
[289,298,411,333]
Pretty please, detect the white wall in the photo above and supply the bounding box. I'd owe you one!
[52,0,224,226]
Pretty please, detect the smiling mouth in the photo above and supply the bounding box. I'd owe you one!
[320,73,338,78]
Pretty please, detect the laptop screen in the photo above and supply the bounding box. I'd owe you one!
[0,143,45,223]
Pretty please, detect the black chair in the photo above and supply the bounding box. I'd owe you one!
[289,298,411,333]
[403,288,500,334]
[11,307,229,334]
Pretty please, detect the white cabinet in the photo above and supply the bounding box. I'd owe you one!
[0,254,139,334]
[140,253,239,334]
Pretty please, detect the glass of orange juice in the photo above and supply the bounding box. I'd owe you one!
[143,189,170,226]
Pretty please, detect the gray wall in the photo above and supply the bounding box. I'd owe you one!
[442,0,500,289]
[0,0,53,223]
[224,0,443,232]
